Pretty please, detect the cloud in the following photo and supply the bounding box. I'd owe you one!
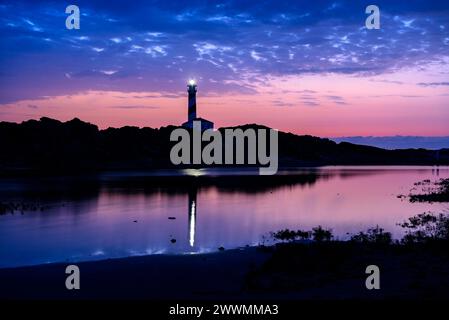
[325,95,348,104]
[158,93,183,98]
[271,100,295,107]
[100,70,118,75]
[1,0,449,103]
[369,79,404,85]
[69,69,132,79]
[144,45,168,57]
[109,105,159,109]
[250,50,265,62]
[298,90,317,94]
[303,101,320,107]
[300,95,317,101]
[417,82,449,87]
[193,42,233,60]
[400,95,425,98]
[75,36,90,41]
[325,95,344,101]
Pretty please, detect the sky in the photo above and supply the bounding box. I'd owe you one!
[0,0,448,137]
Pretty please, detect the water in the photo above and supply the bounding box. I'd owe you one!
[0,166,448,268]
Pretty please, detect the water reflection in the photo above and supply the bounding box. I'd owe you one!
[188,189,197,247]
[0,167,448,268]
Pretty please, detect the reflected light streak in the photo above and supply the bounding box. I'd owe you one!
[189,200,196,247]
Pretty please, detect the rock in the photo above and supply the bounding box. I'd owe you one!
[170,238,176,244]
[218,246,225,251]
[168,217,176,220]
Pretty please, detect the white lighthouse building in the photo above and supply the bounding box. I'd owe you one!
[182,80,214,130]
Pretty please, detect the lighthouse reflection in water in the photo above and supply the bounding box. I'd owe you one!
[188,189,197,247]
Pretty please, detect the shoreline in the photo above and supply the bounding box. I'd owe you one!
[1,164,448,178]
[0,246,247,270]
[1,241,449,300]
[0,246,272,300]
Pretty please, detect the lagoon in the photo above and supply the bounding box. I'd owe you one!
[0,166,448,268]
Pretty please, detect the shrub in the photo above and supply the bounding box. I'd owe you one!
[270,229,312,242]
[350,225,392,245]
[409,178,449,203]
[311,226,333,242]
[399,212,449,243]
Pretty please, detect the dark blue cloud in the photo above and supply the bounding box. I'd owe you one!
[0,0,448,103]
[418,82,449,86]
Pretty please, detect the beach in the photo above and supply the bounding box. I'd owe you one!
[2,242,449,300]
[0,247,270,300]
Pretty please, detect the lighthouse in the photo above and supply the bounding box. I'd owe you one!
[182,79,214,130]
[187,79,197,122]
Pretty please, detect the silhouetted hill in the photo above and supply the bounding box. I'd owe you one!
[0,117,448,175]
[331,136,449,150]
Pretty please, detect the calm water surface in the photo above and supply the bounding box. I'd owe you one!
[1,166,448,268]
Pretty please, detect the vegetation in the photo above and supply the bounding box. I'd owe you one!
[250,213,449,296]
[312,226,333,242]
[349,225,392,245]
[399,212,449,243]
[269,212,449,245]
[270,229,310,242]
[409,178,449,203]
[0,202,47,215]
[270,226,333,242]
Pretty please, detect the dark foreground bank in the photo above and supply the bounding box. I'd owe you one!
[1,241,448,300]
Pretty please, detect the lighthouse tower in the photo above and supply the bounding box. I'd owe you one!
[182,79,214,130]
[187,79,197,122]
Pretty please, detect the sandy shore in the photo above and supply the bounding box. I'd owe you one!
[1,243,449,300]
[0,247,272,300]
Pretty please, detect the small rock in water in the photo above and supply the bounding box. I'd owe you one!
[133,220,138,223]
[218,246,225,251]
[170,238,176,244]
[168,217,176,220]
